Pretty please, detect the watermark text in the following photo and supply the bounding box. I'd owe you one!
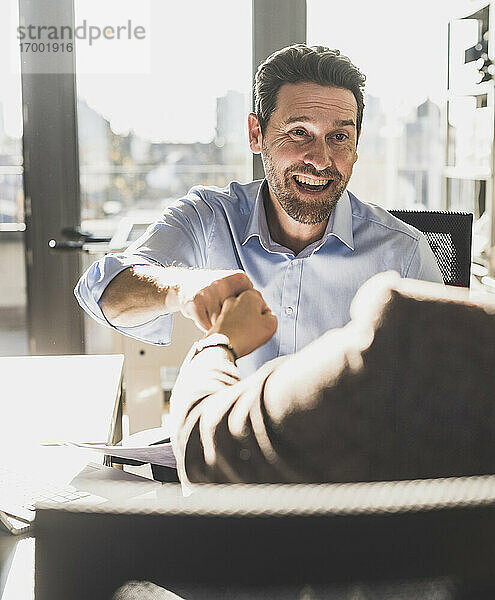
[17,20,146,46]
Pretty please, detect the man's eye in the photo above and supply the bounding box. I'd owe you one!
[334,133,348,142]
[291,129,307,137]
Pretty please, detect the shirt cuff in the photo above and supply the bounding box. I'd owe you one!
[75,253,174,345]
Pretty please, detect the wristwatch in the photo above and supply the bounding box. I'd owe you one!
[191,333,238,363]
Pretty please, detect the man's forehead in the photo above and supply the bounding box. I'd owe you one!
[275,82,357,123]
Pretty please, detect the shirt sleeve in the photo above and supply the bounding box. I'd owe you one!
[171,274,495,485]
[74,188,216,345]
[170,346,300,484]
[170,324,375,485]
[405,234,444,283]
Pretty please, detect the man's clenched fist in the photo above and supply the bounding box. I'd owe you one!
[208,289,278,358]
[178,270,253,331]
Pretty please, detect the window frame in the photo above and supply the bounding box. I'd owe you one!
[17,0,306,354]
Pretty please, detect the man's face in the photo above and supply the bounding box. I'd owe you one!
[249,82,359,225]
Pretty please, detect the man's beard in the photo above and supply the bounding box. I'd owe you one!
[262,143,349,225]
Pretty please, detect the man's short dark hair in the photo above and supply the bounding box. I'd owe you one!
[254,44,366,140]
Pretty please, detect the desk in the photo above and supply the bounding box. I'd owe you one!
[0,531,32,599]
[0,446,103,600]
[0,446,164,599]
[0,354,125,598]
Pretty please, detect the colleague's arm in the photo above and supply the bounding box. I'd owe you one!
[99,265,253,332]
[170,289,371,484]
[170,288,285,483]
[171,272,495,485]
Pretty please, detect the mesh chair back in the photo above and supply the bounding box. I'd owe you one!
[36,479,495,598]
[389,210,473,287]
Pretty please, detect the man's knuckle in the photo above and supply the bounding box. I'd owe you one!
[200,288,213,301]
[232,271,250,287]
[246,289,262,304]
[224,296,235,308]
[239,289,253,301]
[216,279,229,298]
[192,293,207,309]
[241,274,253,287]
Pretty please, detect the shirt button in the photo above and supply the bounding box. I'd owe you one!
[285,306,294,315]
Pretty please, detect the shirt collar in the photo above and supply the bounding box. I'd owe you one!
[241,179,273,249]
[325,188,354,251]
[241,179,354,252]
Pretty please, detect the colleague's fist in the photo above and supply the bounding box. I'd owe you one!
[178,270,253,331]
[209,289,278,358]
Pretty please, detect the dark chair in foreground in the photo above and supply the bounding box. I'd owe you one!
[389,210,473,287]
[36,479,495,599]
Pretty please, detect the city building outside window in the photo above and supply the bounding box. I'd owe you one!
[307,0,459,211]
[0,0,27,355]
[75,1,252,236]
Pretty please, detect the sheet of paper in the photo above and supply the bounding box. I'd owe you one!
[67,441,177,469]
[121,425,171,447]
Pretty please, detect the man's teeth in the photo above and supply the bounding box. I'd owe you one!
[294,175,330,186]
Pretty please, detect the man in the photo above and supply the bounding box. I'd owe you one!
[75,44,442,377]
[170,272,495,485]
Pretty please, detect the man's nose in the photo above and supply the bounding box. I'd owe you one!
[302,139,334,172]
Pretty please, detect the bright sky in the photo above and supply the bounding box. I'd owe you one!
[0,0,472,142]
[75,0,252,143]
[308,0,467,117]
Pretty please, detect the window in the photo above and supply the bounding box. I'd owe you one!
[74,0,252,357]
[307,0,454,210]
[75,0,252,235]
[0,0,27,355]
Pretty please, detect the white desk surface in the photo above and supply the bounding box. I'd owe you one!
[0,354,122,599]
[0,447,160,600]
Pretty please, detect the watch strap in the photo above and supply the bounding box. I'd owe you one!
[192,333,238,363]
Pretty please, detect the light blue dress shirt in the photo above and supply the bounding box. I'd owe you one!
[75,179,443,376]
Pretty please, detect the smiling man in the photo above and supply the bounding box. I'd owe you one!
[75,44,442,377]
[252,81,359,255]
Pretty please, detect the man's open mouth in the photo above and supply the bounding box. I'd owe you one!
[292,174,332,192]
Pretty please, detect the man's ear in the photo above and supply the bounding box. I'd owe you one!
[248,113,263,154]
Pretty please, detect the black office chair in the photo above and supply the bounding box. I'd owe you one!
[389,210,473,288]
[36,478,495,599]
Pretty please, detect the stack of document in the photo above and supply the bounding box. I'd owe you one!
[68,426,176,469]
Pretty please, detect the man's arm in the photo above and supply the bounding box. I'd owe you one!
[172,272,495,485]
[405,234,443,283]
[170,288,371,484]
[99,265,253,332]
[170,288,286,483]
[75,186,254,337]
